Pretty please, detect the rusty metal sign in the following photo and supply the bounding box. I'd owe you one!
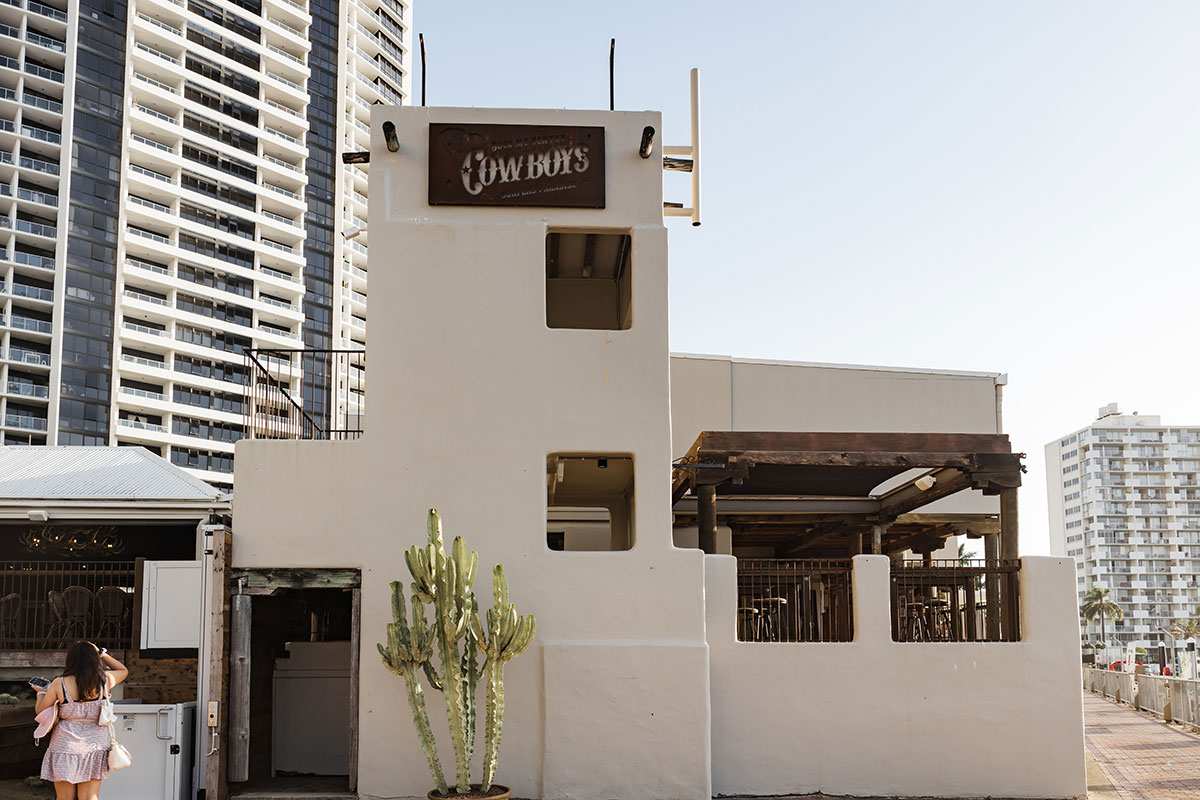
[428,123,605,208]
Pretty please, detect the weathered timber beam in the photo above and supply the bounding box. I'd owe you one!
[694,431,1013,455]
[876,469,973,519]
[726,450,976,469]
[672,496,881,515]
[885,525,957,556]
[230,567,361,589]
[784,525,864,556]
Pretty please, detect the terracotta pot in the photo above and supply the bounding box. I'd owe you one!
[427,784,510,800]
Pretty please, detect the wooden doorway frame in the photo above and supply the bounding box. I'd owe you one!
[226,568,362,795]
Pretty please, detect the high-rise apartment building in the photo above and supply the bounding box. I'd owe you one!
[1047,404,1200,649]
[0,0,407,488]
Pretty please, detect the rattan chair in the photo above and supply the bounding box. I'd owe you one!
[46,590,67,647]
[95,586,127,643]
[0,592,20,645]
[61,586,94,642]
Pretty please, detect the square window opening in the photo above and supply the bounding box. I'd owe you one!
[545,231,632,330]
[546,454,633,551]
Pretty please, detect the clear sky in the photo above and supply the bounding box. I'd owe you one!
[411,2,1200,555]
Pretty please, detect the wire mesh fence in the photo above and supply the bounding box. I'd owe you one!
[736,559,853,643]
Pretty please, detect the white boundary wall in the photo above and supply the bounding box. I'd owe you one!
[707,555,1087,799]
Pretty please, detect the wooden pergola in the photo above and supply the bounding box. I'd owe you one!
[671,432,1024,560]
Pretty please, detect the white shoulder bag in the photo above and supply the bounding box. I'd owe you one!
[97,675,116,728]
[100,678,131,770]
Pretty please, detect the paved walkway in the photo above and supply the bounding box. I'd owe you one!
[1085,691,1200,799]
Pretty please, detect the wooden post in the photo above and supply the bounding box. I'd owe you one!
[871,525,883,555]
[984,533,1001,641]
[348,588,361,793]
[697,484,717,555]
[228,586,251,783]
[964,572,978,642]
[131,556,145,651]
[1000,487,1019,560]
[205,531,232,800]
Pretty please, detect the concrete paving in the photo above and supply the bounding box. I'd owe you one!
[1084,691,1200,799]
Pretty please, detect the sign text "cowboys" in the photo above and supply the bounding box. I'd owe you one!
[428,123,605,208]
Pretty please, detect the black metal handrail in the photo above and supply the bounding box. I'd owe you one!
[244,348,365,440]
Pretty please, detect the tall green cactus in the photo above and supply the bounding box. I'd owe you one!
[379,509,534,797]
[377,581,446,795]
[475,566,536,792]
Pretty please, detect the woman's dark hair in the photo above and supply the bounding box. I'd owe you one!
[63,642,104,701]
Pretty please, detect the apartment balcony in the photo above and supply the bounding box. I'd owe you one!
[116,385,172,416]
[262,42,308,79]
[4,411,46,431]
[263,15,310,52]
[341,285,367,311]
[8,312,51,336]
[5,344,49,368]
[4,378,47,399]
[265,0,309,28]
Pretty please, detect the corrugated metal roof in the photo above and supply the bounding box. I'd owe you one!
[0,447,223,502]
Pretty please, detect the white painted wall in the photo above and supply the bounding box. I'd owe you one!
[234,106,711,800]
[707,555,1086,799]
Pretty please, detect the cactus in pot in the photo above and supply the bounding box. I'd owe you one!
[379,509,535,798]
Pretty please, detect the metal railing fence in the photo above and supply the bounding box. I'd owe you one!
[244,348,365,440]
[0,560,137,650]
[890,559,1021,643]
[1084,667,1200,730]
[736,559,853,643]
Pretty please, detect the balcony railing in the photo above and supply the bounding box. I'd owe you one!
[0,560,136,650]
[244,348,365,440]
[890,559,1021,643]
[737,558,853,643]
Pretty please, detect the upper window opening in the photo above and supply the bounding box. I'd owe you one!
[546,454,634,551]
[546,232,632,330]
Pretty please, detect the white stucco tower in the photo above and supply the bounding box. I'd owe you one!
[235,105,711,799]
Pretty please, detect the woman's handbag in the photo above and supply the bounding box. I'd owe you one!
[108,724,132,770]
[97,678,116,727]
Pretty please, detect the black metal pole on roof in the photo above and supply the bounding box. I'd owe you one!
[609,38,615,111]
[420,33,427,107]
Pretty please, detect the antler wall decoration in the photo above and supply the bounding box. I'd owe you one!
[18,525,126,557]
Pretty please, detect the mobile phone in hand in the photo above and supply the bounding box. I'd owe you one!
[28,676,51,690]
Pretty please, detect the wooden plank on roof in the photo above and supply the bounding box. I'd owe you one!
[694,431,1013,455]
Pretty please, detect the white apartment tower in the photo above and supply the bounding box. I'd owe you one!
[0,0,407,488]
[1047,403,1200,649]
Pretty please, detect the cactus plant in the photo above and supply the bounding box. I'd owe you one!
[475,566,536,791]
[379,509,535,797]
[377,581,446,795]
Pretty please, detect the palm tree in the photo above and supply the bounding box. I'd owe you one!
[1169,610,1200,641]
[958,542,983,589]
[1080,586,1123,655]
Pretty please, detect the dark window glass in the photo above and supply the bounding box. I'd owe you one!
[187,0,260,43]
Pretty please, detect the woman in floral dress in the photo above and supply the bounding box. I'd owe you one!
[34,641,129,800]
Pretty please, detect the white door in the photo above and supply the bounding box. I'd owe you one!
[141,561,203,649]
